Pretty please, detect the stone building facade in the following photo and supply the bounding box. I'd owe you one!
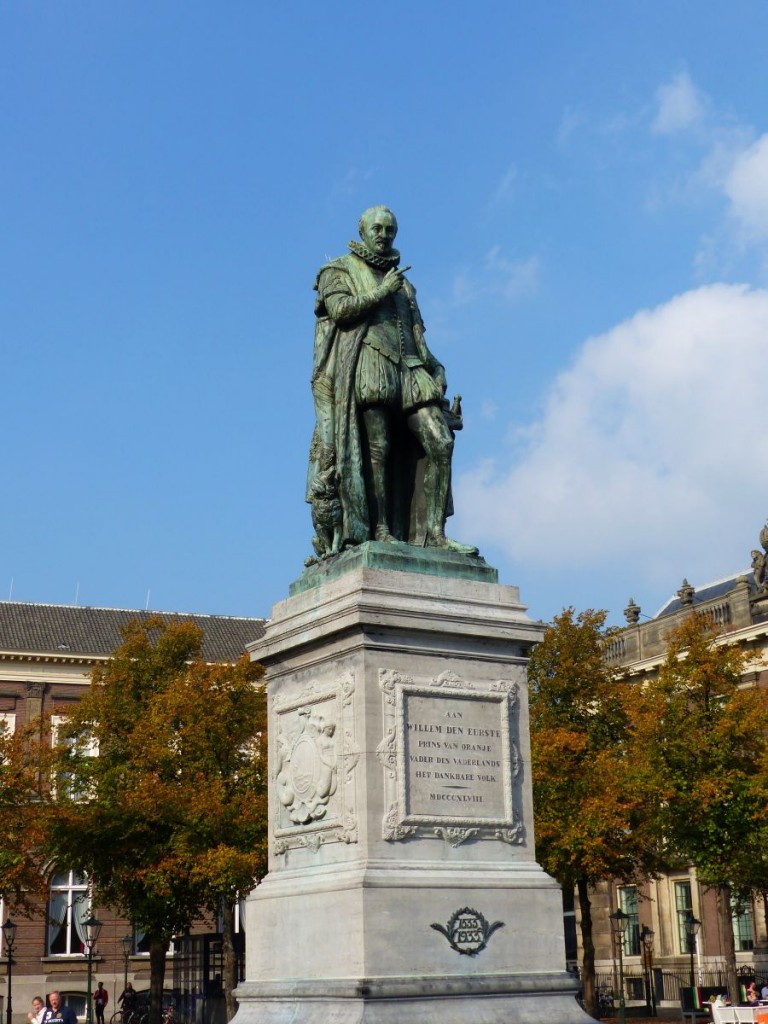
[0,601,265,1024]
[588,522,768,1008]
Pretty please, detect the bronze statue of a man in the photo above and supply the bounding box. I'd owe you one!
[307,206,474,558]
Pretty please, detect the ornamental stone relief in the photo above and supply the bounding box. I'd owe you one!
[276,707,338,825]
[271,672,359,856]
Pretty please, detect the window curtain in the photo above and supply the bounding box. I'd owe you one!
[72,891,91,952]
[48,891,68,954]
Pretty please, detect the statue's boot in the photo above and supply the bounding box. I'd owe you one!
[425,530,479,555]
[424,457,478,555]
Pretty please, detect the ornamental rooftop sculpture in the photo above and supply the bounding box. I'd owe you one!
[306,205,476,563]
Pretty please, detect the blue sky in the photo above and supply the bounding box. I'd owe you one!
[3,2,768,626]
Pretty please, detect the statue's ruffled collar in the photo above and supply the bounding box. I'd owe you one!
[348,239,401,269]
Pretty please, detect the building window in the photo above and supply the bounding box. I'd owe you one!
[217,897,247,936]
[618,885,641,956]
[0,714,15,766]
[675,880,694,955]
[51,715,98,800]
[732,899,754,952]
[48,870,89,955]
[134,928,174,955]
[234,896,246,934]
[58,995,86,1019]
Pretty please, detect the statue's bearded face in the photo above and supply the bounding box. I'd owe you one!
[360,208,397,256]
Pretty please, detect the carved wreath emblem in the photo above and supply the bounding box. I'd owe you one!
[431,907,504,956]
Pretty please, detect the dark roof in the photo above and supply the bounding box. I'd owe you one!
[654,571,753,620]
[0,602,266,663]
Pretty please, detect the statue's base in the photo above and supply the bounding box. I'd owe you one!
[236,567,589,1024]
[234,974,587,1024]
[290,539,497,596]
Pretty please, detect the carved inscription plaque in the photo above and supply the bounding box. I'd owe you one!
[378,669,524,844]
[406,692,507,819]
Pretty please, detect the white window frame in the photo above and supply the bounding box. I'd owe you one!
[618,884,641,957]
[731,897,755,952]
[674,879,694,956]
[47,870,90,956]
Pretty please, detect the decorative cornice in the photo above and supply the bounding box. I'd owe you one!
[0,651,100,666]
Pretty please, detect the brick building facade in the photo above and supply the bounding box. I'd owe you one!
[0,602,265,1024]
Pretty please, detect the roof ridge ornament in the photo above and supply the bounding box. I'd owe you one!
[751,519,768,594]
[677,579,695,606]
[624,598,641,624]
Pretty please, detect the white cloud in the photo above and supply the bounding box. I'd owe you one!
[489,164,518,206]
[645,72,768,266]
[652,71,705,135]
[455,284,768,587]
[484,247,540,300]
[451,268,477,305]
[723,134,768,242]
[556,105,586,146]
[449,249,539,307]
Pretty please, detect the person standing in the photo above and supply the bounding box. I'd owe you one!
[119,983,138,1021]
[45,992,78,1024]
[93,983,108,1024]
[28,997,46,1024]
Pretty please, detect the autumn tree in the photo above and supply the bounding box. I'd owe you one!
[49,618,267,1024]
[528,608,662,1018]
[129,647,268,1021]
[0,720,52,914]
[629,614,767,1003]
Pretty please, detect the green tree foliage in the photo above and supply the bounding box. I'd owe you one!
[629,614,766,1002]
[0,720,51,913]
[529,608,661,1018]
[49,618,268,1024]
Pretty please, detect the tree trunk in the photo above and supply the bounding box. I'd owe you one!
[221,901,238,1023]
[578,878,598,1019]
[148,936,168,1024]
[716,884,739,1005]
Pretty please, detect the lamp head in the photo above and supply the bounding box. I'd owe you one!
[83,916,103,950]
[1,918,17,951]
[609,908,631,936]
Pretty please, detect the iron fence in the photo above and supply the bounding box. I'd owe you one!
[595,966,768,1007]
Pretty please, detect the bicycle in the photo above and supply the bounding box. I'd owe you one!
[110,1007,166,1024]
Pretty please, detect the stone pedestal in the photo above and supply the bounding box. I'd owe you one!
[235,550,587,1024]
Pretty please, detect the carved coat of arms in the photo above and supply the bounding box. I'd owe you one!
[276,707,338,824]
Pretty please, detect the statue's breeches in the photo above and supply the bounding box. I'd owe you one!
[355,343,442,412]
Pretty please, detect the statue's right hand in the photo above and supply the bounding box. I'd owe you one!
[379,267,405,296]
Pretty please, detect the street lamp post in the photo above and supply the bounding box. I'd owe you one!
[641,925,656,1018]
[610,908,630,1024]
[83,917,103,1024]
[684,911,701,990]
[120,935,132,1002]
[2,919,17,1024]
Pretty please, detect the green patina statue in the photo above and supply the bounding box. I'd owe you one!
[306,206,476,561]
